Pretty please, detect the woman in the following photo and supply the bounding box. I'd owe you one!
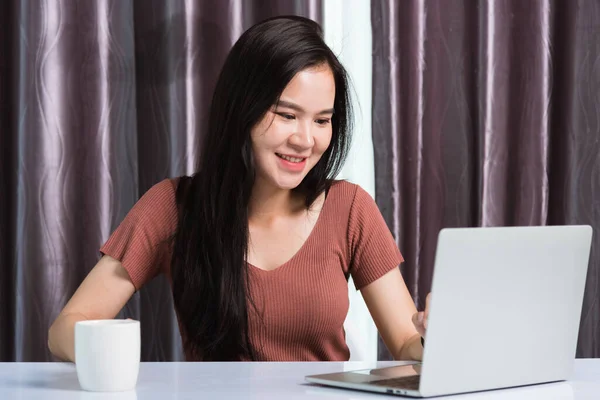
[48,15,429,362]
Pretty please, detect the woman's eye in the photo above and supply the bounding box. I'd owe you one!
[316,119,331,126]
[277,113,295,120]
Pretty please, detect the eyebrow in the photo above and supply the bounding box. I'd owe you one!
[275,100,334,115]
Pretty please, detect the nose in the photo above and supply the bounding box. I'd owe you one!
[288,120,314,150]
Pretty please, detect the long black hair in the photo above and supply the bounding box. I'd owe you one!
[171,15,352,361]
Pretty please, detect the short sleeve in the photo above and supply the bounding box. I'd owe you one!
[347,185,404,290]
[100,178,179,291]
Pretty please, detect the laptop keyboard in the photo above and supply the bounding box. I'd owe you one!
[369,375,421,390]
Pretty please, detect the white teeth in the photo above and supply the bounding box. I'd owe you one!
[277,154,304,163]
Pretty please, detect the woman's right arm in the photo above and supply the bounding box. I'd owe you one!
[48,254,136,362]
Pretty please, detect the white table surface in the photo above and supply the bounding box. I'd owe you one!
[1,359,599,399]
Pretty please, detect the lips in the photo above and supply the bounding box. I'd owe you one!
[275,152,308,172]
[276,153,306,163]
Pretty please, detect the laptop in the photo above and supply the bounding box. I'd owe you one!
[306,225,593,397]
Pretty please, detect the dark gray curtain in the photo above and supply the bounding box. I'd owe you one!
[372,0,600,359]
[0,0,321,362]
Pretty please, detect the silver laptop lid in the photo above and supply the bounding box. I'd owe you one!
[418,225,592,397]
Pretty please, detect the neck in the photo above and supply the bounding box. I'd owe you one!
[248,179,304,221]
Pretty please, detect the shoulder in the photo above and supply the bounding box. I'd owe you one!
[328,179,375,213]
[143,177,179,200]
[328,180,388,241]
[133,178,179,214]
[328,179,357,193]
[328,179,359,201]
[138,176,186,208]
[325,180,383,236]
[100,177,187,290]
[124,177,186,233]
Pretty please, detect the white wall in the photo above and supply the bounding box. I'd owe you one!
[323,0,378,362]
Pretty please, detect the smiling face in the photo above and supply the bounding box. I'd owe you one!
[250,64,335,192]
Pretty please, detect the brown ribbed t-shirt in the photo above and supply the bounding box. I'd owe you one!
[100,178,404,361]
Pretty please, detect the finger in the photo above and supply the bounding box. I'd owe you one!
[412,312,419,327]
[425,293,431,316]
[423,293,431,326]
[412,312,426,337]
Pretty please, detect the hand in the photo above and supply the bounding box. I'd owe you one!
[411,292,431,338]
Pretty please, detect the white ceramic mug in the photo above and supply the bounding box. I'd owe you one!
[74,319,141,392]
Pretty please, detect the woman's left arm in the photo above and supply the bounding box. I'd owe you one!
[361,267,427,361]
